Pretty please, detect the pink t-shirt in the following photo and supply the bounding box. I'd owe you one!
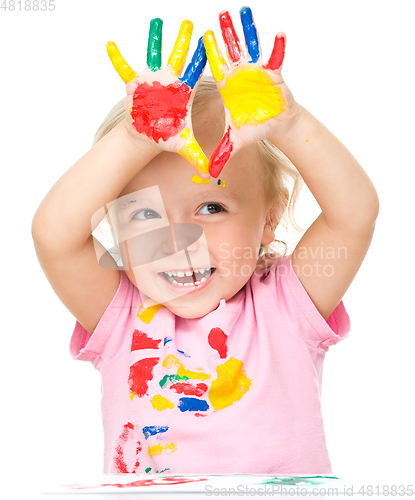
[70,253,350,475]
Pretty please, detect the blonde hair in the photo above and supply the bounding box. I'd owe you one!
[93,76,303,270]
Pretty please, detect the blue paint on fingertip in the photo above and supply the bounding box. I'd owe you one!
[240,7,260,63]
[179,36,207,89]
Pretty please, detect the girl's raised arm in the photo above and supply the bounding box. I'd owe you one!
[32,18,208,335]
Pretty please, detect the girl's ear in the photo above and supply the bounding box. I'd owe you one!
[261,191,289,246]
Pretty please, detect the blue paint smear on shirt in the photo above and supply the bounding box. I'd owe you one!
[142,425,169,439]
[177,349,191,358]
[164,336,172,346]
[177,397,209,412]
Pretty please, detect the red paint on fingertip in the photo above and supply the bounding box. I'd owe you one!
[265,35,285,70]
[208,327,228,358]
[219,11,242,64]
[209,126,233,178]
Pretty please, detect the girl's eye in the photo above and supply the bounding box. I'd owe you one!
[132,209,161,220]
[198,203,225,215]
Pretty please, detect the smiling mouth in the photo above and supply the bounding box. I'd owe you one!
[160,267,215,287]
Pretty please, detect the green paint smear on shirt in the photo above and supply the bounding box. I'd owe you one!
[147,18,163,71]
[262,476,339,486]
[159,374,189,388]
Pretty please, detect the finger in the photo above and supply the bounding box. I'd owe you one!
[107,41,137,83]
[168,20,193,77]
[147,18,163,71]
[219,10,243,65]
[179,128,210,176]
[209,126,234,178]
[240,6,261,64]
[265,32,286,71]
[179,37,207,89]
[204,30,228,82]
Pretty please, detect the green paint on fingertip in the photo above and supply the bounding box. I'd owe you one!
[147,18,163,71]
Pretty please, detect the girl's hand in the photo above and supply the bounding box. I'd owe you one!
[204,7,300,177]
[107,19,210,177]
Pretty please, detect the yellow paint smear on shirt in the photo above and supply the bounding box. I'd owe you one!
[162,354,210,380]
[179,128,209,174]
[150,394,174,411]
[148,442,177,457]
[208,357,251,410]
[220,66,286,129]
[137,301,163,324]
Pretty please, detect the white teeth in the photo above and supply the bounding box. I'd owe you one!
[176,271,185,277]
[200,277,207,283]
[185,270,193,277]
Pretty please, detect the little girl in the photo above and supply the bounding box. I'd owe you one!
[32,8,379,475]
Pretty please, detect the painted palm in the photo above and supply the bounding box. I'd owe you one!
[204,7,296,177]
[107,19,209,176]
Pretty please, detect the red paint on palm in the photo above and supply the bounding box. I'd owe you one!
[265,35,285,70]
[208,327,228,359]
[131,330,161,351]
[209,126,233,177]
[131,81,191,142]
[128,357,160,397]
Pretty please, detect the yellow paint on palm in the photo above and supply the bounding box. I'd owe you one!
[107,41,136,83]
[150,394,174,411]
[148,442,177,457]
[220,66,286,129]
[179,128,209,174]
[204,31,226,82]
[137,300,163,324]
[208,357,251,410]
[168,20,193,76]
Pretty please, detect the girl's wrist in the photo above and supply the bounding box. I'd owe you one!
[269,101,305,144]
[120,120,162,158]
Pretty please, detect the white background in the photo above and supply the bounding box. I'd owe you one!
[1,0,414,497]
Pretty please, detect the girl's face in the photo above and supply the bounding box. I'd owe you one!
[116,125,277,319]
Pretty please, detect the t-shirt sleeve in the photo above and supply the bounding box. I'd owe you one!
[264,253,351,351]
[69,271,133,369]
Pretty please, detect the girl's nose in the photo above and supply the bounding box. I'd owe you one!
[161,222,202,255]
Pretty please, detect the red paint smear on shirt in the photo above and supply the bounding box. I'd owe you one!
[169,382,208,396]
[265,35,285,70]
[194,412,208,417]
[131,329,161,351]
[72,477,208,490]
[114,423,142,474]
[128,357,159,397]
[131,81,191,143]
[219,11,241,64]
[208,327,228,359]
[209,126,233,178]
